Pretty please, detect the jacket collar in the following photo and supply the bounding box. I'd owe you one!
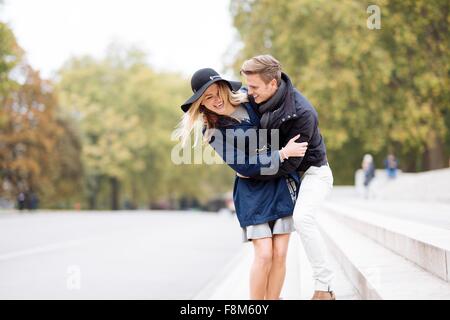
[258,72,298,129]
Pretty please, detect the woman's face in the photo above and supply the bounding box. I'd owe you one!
[201,83,232,116]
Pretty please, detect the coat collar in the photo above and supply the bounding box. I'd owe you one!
[255,72,299,129]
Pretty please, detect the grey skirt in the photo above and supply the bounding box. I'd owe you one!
[242,215,295,242]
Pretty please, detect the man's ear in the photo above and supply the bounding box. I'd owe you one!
[270,78,278,89]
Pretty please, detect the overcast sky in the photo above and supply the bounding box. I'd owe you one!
[1,0,241,79]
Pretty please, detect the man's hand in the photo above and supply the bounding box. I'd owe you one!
[282,134,308,158]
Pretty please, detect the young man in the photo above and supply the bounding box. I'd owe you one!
[240,54,335,300]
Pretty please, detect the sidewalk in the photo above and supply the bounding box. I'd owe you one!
[194,233,360,300]
[195,181,450,300]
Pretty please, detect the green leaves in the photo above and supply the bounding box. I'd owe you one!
[57,45,234,208]
[231,0,450,183]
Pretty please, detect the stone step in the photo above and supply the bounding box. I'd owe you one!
[321,202,450,282]
[317,210,450,299]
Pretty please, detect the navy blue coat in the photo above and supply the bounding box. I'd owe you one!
[247,73,328,177]
[206,102,300,228]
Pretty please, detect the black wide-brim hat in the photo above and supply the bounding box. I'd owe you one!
[181,68,242,113]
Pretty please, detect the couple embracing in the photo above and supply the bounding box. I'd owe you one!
[175,55,335,300]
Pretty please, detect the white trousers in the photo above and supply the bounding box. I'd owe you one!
[293,164,334,291]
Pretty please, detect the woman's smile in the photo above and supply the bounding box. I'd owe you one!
[213,102,224,111]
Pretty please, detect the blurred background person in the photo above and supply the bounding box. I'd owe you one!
[384,154,398,180]
[16,192,26,210]
[28,191,39,210]
[362,154,375,199]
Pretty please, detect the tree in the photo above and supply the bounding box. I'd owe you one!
[0,22,83,207]
[230,0,450,183]
[57,45,234,209]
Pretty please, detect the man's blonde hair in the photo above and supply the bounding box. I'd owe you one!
[240,54,282,85]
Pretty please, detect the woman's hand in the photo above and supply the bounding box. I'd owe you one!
[281,134,308,159]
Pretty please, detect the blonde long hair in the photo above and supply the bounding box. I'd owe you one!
[174,81,248,147]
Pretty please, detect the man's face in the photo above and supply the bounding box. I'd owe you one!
[244,73,278,104]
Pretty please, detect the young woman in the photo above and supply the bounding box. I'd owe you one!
[175,68,307,300]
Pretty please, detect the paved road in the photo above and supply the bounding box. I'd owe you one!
[0,210,242,299]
